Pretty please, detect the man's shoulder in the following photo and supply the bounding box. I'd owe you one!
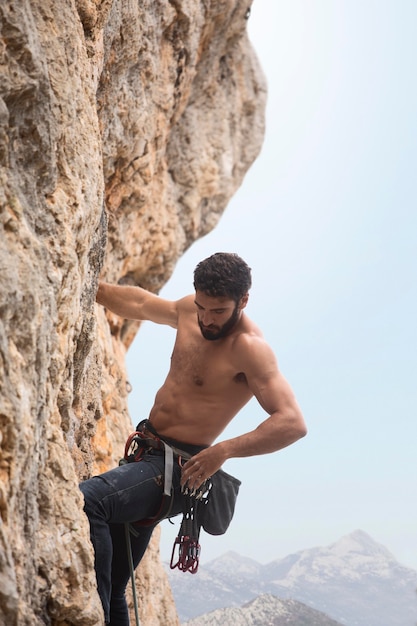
[175,294,197,318]
[176,294,195,309]
[234,315,264,343]
[232,320,275,362]
[233,327,266,351]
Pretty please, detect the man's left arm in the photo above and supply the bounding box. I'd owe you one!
[225,335,307,455]
[181,336,307,489]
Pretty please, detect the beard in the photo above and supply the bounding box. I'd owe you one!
[198,304,240,341]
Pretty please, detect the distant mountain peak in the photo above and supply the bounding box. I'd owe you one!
[205,550,261,576]
[329,529,396,560]
[167,530,417,626]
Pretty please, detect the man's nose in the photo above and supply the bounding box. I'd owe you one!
[201,311,213,325]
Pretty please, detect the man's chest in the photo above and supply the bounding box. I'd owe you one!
[170,337,244,389]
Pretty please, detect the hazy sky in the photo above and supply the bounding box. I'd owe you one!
[126,0,417,570]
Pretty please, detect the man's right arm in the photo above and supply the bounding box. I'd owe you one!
[96,281,179,328]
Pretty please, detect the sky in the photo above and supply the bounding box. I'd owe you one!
[126,0,417,571]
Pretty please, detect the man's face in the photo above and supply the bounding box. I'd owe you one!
[194,291,243,341]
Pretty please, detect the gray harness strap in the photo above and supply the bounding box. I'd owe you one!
[136,429,193,499]
[135,435,192,498]
[161,441,174,497]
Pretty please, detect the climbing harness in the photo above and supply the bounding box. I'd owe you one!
[120,420,192,524]
[121,420,241,620]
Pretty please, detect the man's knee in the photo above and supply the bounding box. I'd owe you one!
[79,478,100,516]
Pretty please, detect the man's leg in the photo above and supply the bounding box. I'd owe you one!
[108,522,155,625]
[79,455,169,623]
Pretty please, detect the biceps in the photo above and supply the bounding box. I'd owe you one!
[141,295,178,327]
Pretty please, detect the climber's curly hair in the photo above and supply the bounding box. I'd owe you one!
[193,252,252,303]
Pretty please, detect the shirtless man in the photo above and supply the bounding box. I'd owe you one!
[80,252,306,626]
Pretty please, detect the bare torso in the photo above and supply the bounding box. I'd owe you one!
[96,279,306,474]
[148,296,260,445]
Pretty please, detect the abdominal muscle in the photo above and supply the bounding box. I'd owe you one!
[147,375,253,446]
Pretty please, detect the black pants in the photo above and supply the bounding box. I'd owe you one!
[79,451,183,625]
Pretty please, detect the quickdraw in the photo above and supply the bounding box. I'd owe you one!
[170,498,201,573]
[169,481,210,574]
[170,535,201,574]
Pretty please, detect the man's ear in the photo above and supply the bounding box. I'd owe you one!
[239,293,249,310]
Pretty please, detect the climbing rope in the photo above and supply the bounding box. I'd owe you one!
[124,523,140,626]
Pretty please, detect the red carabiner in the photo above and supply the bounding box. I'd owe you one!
[170,535,200,574]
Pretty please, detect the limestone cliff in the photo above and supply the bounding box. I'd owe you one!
[0,1,266,624]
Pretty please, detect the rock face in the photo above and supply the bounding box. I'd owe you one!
[0,1,266,625]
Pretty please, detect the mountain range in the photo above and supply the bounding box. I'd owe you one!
[164,529,417,625]
[183,593,345,626]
